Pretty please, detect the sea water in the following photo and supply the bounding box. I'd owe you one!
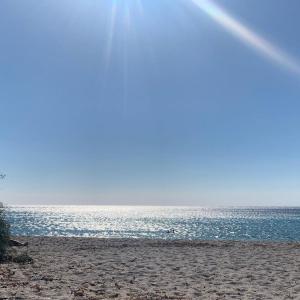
[5,206,300,241]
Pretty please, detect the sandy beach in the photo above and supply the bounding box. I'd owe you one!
[0,237,300,299]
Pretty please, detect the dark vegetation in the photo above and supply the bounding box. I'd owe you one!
[0,173,10,262]
[12,252,33,264]
[0,208,10,262]
[0,174,32,264]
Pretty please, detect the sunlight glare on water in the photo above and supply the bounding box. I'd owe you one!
[6,206,300,241]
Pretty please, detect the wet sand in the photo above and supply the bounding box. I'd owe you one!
[0,237,300,299]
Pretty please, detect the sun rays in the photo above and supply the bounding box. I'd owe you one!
[103,0,300,78]
[103,0,142,114]
[104,0,139,70]
[103,0,300,88]
[191,0,300,75]
[104,2,117,70]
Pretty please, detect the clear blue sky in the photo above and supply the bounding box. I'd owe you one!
[1,0,300,205]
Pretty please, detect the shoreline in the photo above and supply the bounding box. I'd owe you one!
[11,235,300,242]
[1,237,300,299]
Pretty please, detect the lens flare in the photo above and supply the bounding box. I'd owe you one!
[192,0,300,75]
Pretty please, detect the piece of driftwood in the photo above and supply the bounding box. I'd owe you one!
[9,239,28,247]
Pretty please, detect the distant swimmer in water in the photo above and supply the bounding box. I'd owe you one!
[166,228,175,234]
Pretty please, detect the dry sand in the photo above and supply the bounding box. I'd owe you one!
[0,237,300,299]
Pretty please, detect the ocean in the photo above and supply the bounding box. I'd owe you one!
[5,205,300,241]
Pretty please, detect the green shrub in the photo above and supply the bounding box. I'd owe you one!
[0,208,10,262]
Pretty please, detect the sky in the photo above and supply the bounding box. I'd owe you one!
[1,0,300,206]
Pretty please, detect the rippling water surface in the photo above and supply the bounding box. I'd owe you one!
[5,206,300,241]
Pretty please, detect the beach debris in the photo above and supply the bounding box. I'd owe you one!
[40,275,54,282]
[114,282,121,289]
[9,239,28,247]
[72,288,85,297]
